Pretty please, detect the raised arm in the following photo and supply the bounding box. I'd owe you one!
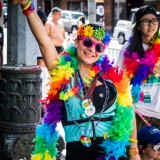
[13,0,59,71]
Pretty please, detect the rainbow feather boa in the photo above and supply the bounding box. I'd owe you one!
[123,32,160,103]
[31,44,134,160]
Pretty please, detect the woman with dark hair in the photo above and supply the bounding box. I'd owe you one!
[13,1,139,160]
[117,5,160,136]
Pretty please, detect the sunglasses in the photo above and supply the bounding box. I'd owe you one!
[147,144,160,151]
[79,37,105,53]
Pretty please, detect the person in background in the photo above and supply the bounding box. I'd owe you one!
[37,7,47,25]
[12,1,140,160]
[78,16,86,27]
[117,6,160,131]
[83,6,88,17]
[0,0,4,67]
[138,125,160,160]
[45,7,65,54]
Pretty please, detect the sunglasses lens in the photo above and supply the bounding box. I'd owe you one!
[82,38,104,53]
[96,44,104,52]
[83,39,93,47]
[153,145,160,151]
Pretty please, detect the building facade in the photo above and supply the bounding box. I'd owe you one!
[39,0,160,33]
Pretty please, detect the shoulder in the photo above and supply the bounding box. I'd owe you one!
[45,20,54,26]
[120,42,130,55]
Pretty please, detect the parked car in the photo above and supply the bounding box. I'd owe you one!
[113,8,160,44]
[48,10,88,33]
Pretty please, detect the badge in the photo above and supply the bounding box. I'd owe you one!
[85,105,96,116]
[82,99,93,110]
[144,91,151,103]
[80,135,91,147]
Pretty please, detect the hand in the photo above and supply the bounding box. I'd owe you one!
[12,0,28,6]
[129,154,141,160]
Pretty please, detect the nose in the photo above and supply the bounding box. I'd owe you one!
[149,20,155,26]
[88,44,96,53]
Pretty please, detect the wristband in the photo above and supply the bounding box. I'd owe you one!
[23,3,35,15]
[130,138,138,143]
[129,149,139,155]
[22,0,32,11]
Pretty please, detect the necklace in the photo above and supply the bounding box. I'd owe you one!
[75,70,97,116]
[75,71,97,100]
[66,78,109,146]
[80,69,95,86]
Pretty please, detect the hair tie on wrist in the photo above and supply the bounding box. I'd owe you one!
[130,138,138,143]
[23,2,35,16]
[129,149,139,155]
[21,0,32,10]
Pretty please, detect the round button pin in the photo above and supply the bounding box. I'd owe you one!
[85,105,96,116]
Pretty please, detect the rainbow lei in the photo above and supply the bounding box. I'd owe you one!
[31,44,134,160]
[123,32,160,103]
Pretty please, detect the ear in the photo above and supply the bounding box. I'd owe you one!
[142,149,146,154]
[139,145,144,154]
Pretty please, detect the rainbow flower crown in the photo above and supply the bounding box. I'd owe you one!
[77,24,111,45]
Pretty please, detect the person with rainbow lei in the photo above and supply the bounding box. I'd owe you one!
[117,5,160,144]
[12,1,140,160]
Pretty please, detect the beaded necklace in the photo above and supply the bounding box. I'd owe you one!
[75,71,97,100]
[66,74,109,130]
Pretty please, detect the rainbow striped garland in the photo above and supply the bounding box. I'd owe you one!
[123,32,160,103]
[31,44,134,160]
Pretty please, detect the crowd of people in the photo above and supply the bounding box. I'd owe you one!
[8,0,160,159]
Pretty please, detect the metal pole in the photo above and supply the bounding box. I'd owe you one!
[117,0,120,21]
[88,0,96,24]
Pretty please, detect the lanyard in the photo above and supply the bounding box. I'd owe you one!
[136,111,151,126]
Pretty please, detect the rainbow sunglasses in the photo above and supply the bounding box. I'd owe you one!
[79,36,106,53]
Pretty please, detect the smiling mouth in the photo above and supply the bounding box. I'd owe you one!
[84,51,95,58]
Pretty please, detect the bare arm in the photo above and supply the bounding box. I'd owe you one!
[129,118,141,160]
[13,0,58,71]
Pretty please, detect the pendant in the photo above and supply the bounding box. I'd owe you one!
[85,105,96,116]
[80,135,91,147]
[82,99,93,110]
